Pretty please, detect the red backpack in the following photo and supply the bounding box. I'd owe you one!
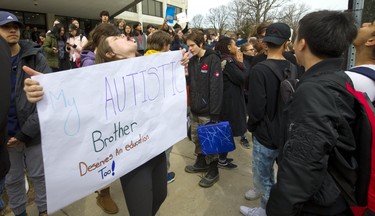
[345,82,375,216]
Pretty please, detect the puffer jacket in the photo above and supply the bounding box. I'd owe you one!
[187,49,223,121]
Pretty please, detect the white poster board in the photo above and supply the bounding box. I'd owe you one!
[34,51,187,213]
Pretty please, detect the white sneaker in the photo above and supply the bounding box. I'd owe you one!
[244,188,261,200]
[240,206,266,216]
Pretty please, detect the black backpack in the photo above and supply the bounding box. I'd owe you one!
[258,60,299,105]
[256,60,299,148]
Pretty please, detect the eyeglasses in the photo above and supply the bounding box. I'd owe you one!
[245,48,255,52]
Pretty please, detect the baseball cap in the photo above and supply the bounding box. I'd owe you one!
[263,23,291,46]
[0,11,24,28]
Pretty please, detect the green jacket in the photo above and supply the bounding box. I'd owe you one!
[43,34,59,69]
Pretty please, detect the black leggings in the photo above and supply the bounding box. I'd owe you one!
[120,153,167,216]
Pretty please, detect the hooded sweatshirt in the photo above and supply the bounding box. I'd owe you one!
[80,50,96,67]
[187,49,223,121]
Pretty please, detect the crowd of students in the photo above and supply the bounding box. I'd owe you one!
[1,6,375,216]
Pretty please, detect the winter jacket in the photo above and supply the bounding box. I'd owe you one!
[170,35,187,51]
[43,33,59,69]
[187,49,223,121]
[0,37,11,178]
[13,40,52,146]
[247,59,295,149]
[144,50,161,56]
[220,56,248,136]
[133,32,147,52]
[267,58,357,215]
[80,50,96,67]
[67,34,88,62]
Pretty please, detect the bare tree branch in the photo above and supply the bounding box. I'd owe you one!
[278,3,310,33]
[190,14,205,29]
[205,5,230,35]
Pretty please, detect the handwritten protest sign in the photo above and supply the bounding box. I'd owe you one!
[34,51,187,213]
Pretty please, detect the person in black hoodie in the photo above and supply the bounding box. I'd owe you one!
[0,34,11,216]
[184,30,223,188]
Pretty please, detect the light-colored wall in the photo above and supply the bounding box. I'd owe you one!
[115,0,188,27]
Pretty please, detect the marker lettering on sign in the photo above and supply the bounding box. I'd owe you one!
[111,161,115,176]
[146,67,160,101]
[49,90,80,136]
[79,153,113,176]
[104,62,185,120]
[92,121,137,153]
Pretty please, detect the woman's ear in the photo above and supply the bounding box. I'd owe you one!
[365,36,375,47]
[105,51,116,59]
[227,44,232,52]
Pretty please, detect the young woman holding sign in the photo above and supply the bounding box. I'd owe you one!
[23,23,189,216]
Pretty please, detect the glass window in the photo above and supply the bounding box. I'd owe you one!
[9,11,24,23]
[24,12,46,26]
[155,1,162,17]
[142,0,162,17]
[142,1,147,14]
[149,0,155,14]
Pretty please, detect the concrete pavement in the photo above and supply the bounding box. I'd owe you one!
[7,134,260,216]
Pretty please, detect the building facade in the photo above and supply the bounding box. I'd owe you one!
[1,0,188,38]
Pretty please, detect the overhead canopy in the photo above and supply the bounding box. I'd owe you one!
[1,0,142,19]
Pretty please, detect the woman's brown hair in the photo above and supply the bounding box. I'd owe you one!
[82,23,120,51]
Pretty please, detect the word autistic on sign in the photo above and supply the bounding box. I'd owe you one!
[34,51,187,213]
[104,61,184,120]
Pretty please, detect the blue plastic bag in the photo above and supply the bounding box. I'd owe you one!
[197,121,236,155]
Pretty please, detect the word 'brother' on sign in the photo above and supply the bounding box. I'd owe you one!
[92,121,137,153]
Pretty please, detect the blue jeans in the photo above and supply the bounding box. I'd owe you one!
[0,178,5,211]
[252,136,278,209]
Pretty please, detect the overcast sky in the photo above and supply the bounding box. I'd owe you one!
[187,0,349,19]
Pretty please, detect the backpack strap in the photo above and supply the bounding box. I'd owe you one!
[258,60,298,81]
[258,60,283,81]
[349,67,375,81]
[287,62,298,79]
